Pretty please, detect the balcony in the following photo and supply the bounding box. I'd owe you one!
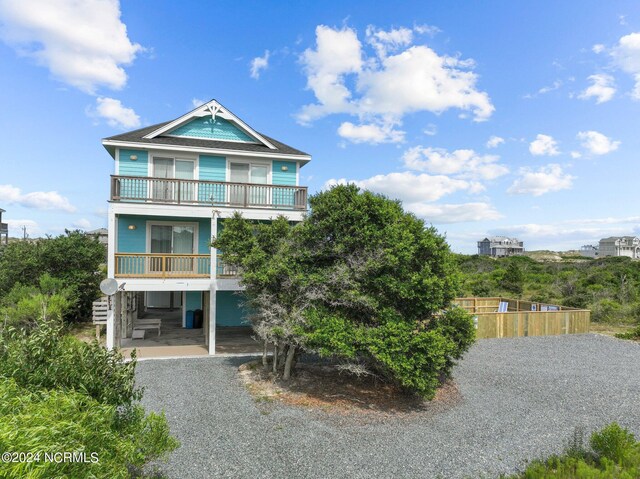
[0,222,7,235]
[114,253,238,279]
[111,175,307,210]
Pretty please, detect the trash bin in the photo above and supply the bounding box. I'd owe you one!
[193,309,203,329]
[185,310,194,329]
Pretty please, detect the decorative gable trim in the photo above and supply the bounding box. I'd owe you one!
[142,99,277,150]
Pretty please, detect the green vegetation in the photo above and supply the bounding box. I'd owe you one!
[0,230,106,322]
[506,423,640,478]
[0,288,178,477]
[456,255,640,324]
[214,184,475,398]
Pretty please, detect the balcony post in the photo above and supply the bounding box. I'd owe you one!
[209,211,219,355]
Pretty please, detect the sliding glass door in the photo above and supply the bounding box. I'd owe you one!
[152,158,195,202]
[149,224,195,274]
[229,162,269,206]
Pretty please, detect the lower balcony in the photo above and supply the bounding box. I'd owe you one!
[114,253,239,279]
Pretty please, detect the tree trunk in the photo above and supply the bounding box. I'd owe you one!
[272,344,278,373]
[283,345,297,381]
[262,341,269,370]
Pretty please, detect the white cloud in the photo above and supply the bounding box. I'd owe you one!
[592,44,606,54]
[414,24,441,36]
[297,24,494,143]
[337,121,405,144]
[570,151,582,159]
[405,202,502,223]
[73,218,91,229]
[250,50,270,79]
[0,184,76,212]
[423,123,437,136]
[611,32,640,99]
[366,25,413,58]
[298,25,362,123]
[538,80,562,95]
[191,98,206,108]
[402,146,509,180]
[578,74,616,103]
[507,164,574,196]
[577,130,620,155]
[0,0,142,93]
[486,135,504,148]
[94,97,140,129]
[5,219,40,237]
[529,134,560,156]
[324,171,475,203]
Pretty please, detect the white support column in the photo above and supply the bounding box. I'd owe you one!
[107,208,116,278]
[209,211,218,355]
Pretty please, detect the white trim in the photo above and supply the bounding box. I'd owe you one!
[113,279,212,291]
[107,208,116,278]
[110,201,307,221]
[141,100,277,150]
[296,161,300,186]
[182,292,186,328]
[226,157,272,184]
[115,147,120,175]
[102,139,311,163]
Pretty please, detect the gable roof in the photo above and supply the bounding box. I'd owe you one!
[102,99,310,161]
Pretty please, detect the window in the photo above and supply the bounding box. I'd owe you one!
[229,161,269,205]
[152,157,195,202]
[149,223,196,273]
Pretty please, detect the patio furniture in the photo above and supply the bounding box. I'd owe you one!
[133,319,162,336]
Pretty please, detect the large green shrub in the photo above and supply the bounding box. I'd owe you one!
[0,378,177,479]
[0,319,141,407]
[0,230,105,321]
[215,184,475,397]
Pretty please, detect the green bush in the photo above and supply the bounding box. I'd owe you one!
[506,423,640,478]
[216,185,476,397]
[0,378,178,479]
[0,319,141,407]
[615,325,640,340]
[0,230,106,321]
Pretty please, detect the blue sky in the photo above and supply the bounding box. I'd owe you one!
[1,1,639,253]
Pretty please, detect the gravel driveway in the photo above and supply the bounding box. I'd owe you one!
[136,334,640,478]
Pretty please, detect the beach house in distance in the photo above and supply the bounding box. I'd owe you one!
[102,100,310,354]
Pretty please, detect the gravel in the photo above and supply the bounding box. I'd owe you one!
[136,334,640,478]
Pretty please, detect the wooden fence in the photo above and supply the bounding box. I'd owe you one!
[453,297,590,339]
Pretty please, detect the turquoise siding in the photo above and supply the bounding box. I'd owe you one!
[170,117,255,142]
[216,291,250,327]
[185,291,202,311]
[116,216,212,275]
[118,149,148,176]
[116,216,210,253]
[272,161,297,206]
[272,161,297,185]
[118,149,148,199]
[198,155,226,203]
[117,216,146,253]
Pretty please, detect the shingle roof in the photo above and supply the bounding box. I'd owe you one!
[103,121,309,157]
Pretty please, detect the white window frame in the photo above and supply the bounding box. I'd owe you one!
[148,152,199,203]
[226,158,272,206]
[145,221,199,255]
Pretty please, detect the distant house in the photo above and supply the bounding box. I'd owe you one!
[0,208,7,244]
[598,236,640,259]
[478,236,524,257]
[579,244,599,258]
[84,227,108,245]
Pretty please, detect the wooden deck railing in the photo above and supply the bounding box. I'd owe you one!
[114,253,241,279]
[111,175,308,210]
[115,253,211,278]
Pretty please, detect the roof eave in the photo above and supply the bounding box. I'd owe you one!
[101,139,311,164]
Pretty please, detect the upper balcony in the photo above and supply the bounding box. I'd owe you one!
[110,175,308,210]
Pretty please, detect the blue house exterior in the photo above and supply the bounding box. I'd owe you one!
[102,99,311,354]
